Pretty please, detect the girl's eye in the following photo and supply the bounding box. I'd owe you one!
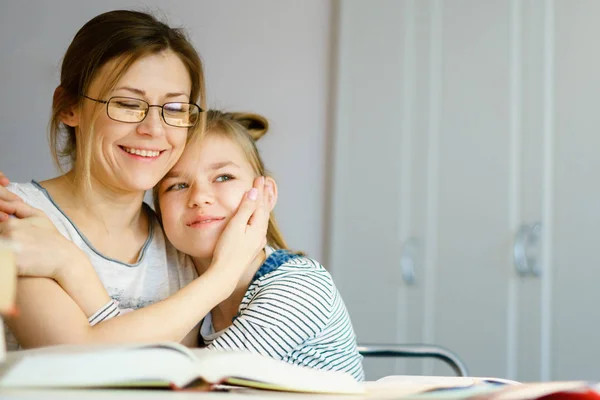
[165,182,189,192]
[215,174,234,183]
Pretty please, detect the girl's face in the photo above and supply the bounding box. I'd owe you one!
[158,133,274,260]
[63,50,192,193]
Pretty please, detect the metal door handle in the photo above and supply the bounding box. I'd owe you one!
[400,237,420,285]
[513,222,542,277]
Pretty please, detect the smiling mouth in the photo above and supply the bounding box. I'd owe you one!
[188,218,226,227]
[120,146,165,158]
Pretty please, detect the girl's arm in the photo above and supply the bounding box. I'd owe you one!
[1,178,269,347]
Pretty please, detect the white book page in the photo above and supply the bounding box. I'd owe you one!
[377,375,520,386]
[191,349,363,394]
[0,346,198,389]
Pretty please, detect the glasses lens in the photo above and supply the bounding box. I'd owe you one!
[163,103,199,127]
[108,97,147,123]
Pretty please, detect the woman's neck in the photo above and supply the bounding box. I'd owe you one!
[41,170,147,233]
[194,249,267,331]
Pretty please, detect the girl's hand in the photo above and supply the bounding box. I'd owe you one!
[0,172,24,222]
[210,176,270,290]
[0,199,81,280]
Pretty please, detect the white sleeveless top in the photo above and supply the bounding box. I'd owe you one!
[4,181,197,350]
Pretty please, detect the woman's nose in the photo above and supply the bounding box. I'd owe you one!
[136,106,166,137]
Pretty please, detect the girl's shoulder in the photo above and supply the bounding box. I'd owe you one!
[257,251,335,288]
[277,253,327,274]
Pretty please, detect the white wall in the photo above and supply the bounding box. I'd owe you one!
[0,0,334,261]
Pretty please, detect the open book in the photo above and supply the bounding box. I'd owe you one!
[366,376,600,399]
[0,342,364,394]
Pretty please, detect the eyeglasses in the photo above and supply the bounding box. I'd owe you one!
[82,95,202,128]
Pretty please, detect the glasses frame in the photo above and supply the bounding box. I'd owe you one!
[82,95,203,128]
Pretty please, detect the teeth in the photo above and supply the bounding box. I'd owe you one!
[123,147,161,157]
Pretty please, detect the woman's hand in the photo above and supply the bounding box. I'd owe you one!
[0,199,81,280]
[209,176,270,292]
[0,171,9,187]
[0,172,24,222]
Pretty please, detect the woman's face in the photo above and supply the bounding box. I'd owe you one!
[66,50,192,193]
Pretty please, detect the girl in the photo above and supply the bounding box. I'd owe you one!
[0,10,269,349]
[155,110,365,381]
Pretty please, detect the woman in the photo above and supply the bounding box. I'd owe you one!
[0,10,270,349]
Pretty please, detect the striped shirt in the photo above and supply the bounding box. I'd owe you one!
[200,248,365,381]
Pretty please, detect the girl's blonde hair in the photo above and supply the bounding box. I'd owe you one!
[50,10,206,188]
[154,110,294,253]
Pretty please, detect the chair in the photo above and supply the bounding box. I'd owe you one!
[358,344,469,377]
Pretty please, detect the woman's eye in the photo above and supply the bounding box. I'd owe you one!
[115,101,143,110]
[215,174,234,183]
[166,182,189,191]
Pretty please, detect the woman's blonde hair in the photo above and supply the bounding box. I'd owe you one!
[154,110,294,253]
[50,10,206,187]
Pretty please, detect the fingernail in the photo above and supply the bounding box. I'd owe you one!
[248,188,258,200]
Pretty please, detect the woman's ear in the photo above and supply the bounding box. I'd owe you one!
[54,87,80,127]
[264,176,278,212]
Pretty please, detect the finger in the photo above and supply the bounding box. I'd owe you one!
[0,171,8,186]
[228,187,260,229]
[0,212,9,222]
[0,186,22,202]
[248,179,269,229]
[264,181,274,205]
[247,176,264,224]
[233,176,264,225]
[0,199,39,219]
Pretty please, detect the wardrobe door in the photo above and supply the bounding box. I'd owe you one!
[328,0,425,379]
[548,0,600,381]
[329,0,516,379]
[428,0,513,378]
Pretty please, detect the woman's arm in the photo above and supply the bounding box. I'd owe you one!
[1,177,269,347]
[8,266,233,347]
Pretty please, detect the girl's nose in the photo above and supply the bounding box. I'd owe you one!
[187,183,214,208]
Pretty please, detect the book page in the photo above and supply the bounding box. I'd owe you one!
[0,346,200,389]
[377,375,520,386]
[367,375,520,398]
[191,349,364,394]
[0,344,364,394]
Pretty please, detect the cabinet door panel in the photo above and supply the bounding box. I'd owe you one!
[551,0,600,380]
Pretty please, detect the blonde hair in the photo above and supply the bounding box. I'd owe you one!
[49,10,206,188]
[154,110,297,253]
